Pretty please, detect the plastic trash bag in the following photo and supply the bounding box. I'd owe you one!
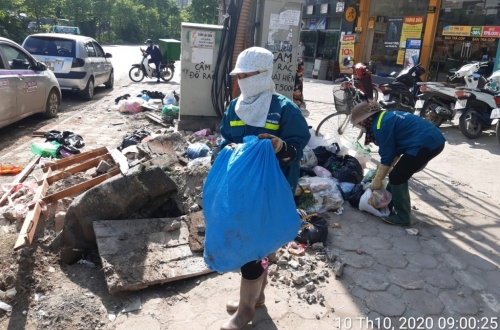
[119,97,144,113]
[297,177,343,213]
[368,189,392,208]
[187,142,210,159]
[203,136,300,272]
[301,146,318,168]
[162,104,180,121]
[312,166,332,178]
[339,182,355,198]
[347,183,365,208]
[359,188,390,217]
[31,141,60,158]
[295,214,328,245]
[188,156,211,168]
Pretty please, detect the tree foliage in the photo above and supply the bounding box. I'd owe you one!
[1,0,219,43]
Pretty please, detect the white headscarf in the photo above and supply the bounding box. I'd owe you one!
[231,47,276,127]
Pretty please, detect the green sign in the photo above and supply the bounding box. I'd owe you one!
[471,26,482,36]
[53,26,80,35]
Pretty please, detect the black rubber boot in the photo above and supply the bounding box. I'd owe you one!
[381,181,411,225]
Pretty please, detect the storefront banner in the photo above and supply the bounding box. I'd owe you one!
[471,26,483,36]
[405,38,421,49]
[339,35,355,74]
[404,49,420,69]
[399,16,424,48]
[385,17,403,49]
[482,26,500,38]
[397,50,405,65]
[309,17,326,30]
[442,26,472,36]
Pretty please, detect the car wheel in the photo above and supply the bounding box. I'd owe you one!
[105,70,114,89]
[82,77,94,101]
[43,89,59,118]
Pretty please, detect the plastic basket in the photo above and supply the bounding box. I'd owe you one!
[332,85,355,113]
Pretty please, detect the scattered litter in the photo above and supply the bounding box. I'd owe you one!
[34,292,44,301]
[356,249,362,254]
[0,301,12,312]
[287,241,305,256]
[77,259,96,268]
[112,122,125,126]
[412,205,419,210]
[121,297,142,313]
[108,313,116,322]
[406,228,418,236]
[331,223,342,229]
[5,288,16,298]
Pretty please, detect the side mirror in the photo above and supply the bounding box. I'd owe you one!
[105,53,112,58]
[36,61,47,71]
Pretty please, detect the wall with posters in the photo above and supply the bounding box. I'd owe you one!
[339,35,355,74]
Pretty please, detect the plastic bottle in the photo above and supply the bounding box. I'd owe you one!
[163,91,175,105]
[0,165,22,175]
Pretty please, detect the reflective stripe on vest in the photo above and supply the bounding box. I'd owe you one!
[229,120,280,130]
[377,111,387,130]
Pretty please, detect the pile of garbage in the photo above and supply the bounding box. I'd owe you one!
[31,130,85,158]
[295,130,392,218]
[112,90,181,123]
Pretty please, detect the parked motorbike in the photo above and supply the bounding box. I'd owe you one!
[129,52,175,82]
[415,62,489,127]
[378,63,426,110]
[490,96,500,144]
[453,69,500,139]
[336,59,380,102]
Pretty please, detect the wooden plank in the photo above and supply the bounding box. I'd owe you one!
[0,156,40,206]
[42,168,120,204]
[38,153,112,185]
[107,148,129,175]
[94,218,212,293]
[43,147,108,172]
[32,131,45,137]
[145,113,169,127]
[13,169,51,250]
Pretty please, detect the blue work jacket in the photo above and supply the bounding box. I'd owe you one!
[220,94,311,191]
[146,45,163,63]
[372,111,446,166]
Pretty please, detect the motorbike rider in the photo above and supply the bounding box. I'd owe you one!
[141,39,163,83]
[351,102,446,225]
[353,62,374,102]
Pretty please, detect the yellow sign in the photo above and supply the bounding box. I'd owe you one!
[400,16,424,48]
[339,35,355,74]
[442,26,472,36]
[345,7,357,23]
[397,50,405,65]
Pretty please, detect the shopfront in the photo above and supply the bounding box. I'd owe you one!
[300,0,359,78]
[363,0,429,76]
[428,1,500,81]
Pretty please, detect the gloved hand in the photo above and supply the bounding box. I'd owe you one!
[258,133,283,153]
[370,164,391,190]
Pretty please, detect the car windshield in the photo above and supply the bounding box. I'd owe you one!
[24,36,76,57]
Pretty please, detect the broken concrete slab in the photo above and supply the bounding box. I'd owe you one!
[185,211,205,252]
[93,217,211,293]
[147,132,188,155]
[61,166,178,264]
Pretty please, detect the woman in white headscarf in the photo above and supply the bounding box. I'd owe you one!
[217,47,310,330]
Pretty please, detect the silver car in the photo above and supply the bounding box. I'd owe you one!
[22,33,114,100]
[0,37,61,129]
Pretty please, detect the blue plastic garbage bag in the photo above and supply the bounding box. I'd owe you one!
[187,142,210,159]
[203,135,300,272]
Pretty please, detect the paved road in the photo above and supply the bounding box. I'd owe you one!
[1,45,499,330]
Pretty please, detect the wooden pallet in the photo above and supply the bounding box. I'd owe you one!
[13,147,126,250]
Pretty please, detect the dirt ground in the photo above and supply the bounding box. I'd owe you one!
[1,73,500,330]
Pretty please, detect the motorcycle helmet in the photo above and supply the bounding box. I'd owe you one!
[415,66,426,77]
[354,62,369,78]
[145,39,153,44]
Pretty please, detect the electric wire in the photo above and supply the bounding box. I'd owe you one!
[211,0,243,118]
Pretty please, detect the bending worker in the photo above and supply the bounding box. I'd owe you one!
[218,47,310,330]
[351,102,446,225]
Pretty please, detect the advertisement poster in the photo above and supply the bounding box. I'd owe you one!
[385,17,403,48]
[404,49,420,68]
[309,17,327,30]
[339,35,355,74]
[399,16,424,48]
[397,50,405,65]
[442,26,472,36]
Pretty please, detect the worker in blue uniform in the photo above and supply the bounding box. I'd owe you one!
[218,47,310,330]
[351,102,446,226]
[141,39,163,82]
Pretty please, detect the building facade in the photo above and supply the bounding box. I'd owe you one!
[301,0,500,81]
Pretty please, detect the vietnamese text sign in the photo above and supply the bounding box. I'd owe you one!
[190,31,215,49]
[404,49,420,68]
[385,17,403,49]
[442,25,500,38]
[482,26,500,38]
[339,35,355,74]
[442,26,472,36]
[279,10,301,26]
[397,50,405,65]
[400,16,424,48]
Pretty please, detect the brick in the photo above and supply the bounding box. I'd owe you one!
[403,290,444,315]
[352,269,389,292]
[405,253,439,269]
[372,250,408,269]
[421,269,457,289]
[387,269,424,289]
[365,292,406,317]
[438,291,480,315]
